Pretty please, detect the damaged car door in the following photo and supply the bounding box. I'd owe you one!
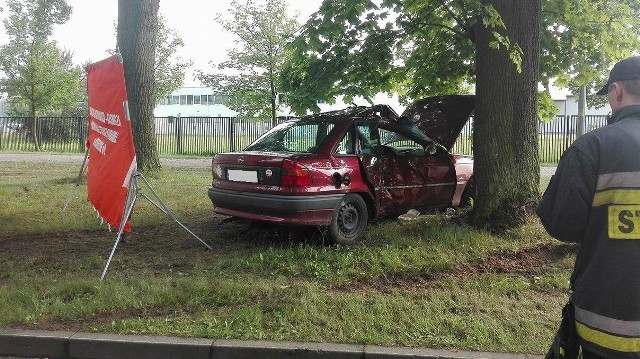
[374,126,456,215]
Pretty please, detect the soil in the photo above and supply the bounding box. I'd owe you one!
[350,243,572,293]
[0,216,574,333]
[0,217,571,286]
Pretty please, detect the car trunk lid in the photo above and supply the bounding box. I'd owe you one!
[213,152,306,186]
[400,95,475,150]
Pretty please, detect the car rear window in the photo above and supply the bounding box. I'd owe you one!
[245,121,336,153]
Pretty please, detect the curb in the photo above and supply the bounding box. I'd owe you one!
[0,329,542,359]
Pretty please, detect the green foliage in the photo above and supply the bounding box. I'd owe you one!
[281,0,496,114]
[0,0,83,118]
[537,90,559,122]
[108,14,191,106]
[282,0,640,115]
[540,0,640,101]
[197,0,299,123]
[153,15,193,104]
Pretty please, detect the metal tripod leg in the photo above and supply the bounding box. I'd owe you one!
[100,172,212,280]
[101,178,139,281]
[136,173,212,250]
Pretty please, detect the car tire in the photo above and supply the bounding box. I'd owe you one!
[328,194,368,245]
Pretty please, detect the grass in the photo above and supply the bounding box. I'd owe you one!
[0,160,571,354]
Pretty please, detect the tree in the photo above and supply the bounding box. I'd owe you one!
[112,14,191,105]
[117,0,161,171]
[0,0,82,151]
[541,0,639,98]
[197,0,299,126]
[281,0,639,230]
[153,15,193,104]
[473,0,541,228]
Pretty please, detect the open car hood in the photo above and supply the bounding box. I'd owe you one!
[400,95,475,150]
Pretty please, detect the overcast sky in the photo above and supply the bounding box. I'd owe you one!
[0,0,323,86]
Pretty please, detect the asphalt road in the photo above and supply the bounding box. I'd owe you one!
[0,152,557,175]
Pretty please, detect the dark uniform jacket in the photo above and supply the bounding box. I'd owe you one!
[538,105,640,358]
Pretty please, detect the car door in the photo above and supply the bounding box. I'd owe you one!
[373,126,456,215]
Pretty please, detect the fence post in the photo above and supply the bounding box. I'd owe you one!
[37,117,43,151]
[229,117,236,152]
[176,115,182,154]
[78,117,85,152]
[564,115,571,151]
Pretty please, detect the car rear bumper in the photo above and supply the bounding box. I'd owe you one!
[208,187,343,226]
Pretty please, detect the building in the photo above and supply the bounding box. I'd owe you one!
[154,87,406,118]
[551,89,611,117]
[154,87,237,117]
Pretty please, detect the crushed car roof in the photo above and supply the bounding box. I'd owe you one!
[296,95,475,150]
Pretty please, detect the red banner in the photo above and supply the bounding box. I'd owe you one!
[86,55,136,232]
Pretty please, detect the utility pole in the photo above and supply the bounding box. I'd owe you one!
[577,84,586,136]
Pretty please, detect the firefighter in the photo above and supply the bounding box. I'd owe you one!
[538,56,640,359]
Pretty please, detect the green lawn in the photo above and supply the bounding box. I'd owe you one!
[0,161,570,355]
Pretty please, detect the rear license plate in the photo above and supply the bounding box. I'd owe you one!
[227,169,258,183]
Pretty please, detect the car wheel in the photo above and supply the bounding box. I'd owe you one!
[328,194,368,245]
[460,177,476,208]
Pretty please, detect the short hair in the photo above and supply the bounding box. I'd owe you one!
[621,79,640,97]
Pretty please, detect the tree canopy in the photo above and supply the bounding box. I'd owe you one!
[197,0,299,125]
[153,14,193,105]
[282,0,640,116]
[540,0,640,108]
[0,0,83,150]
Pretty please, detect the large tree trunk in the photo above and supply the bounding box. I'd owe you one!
[117,0,161,171]
[472,0,541,230]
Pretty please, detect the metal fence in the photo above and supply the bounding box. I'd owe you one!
[0,115,609,163]
[0,117,88,152]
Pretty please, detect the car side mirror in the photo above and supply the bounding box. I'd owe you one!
[425,144,437,155]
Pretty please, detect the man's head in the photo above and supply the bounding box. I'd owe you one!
[596,56,640,113]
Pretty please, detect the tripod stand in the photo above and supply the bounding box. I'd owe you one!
[101,171,212,280]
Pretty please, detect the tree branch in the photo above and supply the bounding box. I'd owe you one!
[437,0,473,40]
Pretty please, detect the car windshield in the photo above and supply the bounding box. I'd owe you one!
[378,116,446,149]
[244,121,336,153]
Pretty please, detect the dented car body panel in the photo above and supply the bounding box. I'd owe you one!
[207,95,475,242]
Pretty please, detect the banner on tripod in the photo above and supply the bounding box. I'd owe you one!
[86,55,136,232]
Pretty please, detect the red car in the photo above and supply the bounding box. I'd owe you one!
[208,95,475,244]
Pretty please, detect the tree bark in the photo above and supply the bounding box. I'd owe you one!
[472,0,541,230]
[117,0,161,171]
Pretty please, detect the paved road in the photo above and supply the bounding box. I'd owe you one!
[0,152,211,168]
[0,152,557,175]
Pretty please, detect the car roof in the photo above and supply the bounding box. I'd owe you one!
[298,104,400,123]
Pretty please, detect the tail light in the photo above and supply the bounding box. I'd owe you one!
[212,162,223,180]
[280,160,312,186]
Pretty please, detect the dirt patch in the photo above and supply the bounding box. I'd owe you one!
[0,215,328,278]
[334,243,573,293]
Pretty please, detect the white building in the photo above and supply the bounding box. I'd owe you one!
[154,87,406,118]
[154,87,237,117]
[551,88,611,117]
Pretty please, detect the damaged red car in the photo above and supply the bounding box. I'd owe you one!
[207,95,475,244]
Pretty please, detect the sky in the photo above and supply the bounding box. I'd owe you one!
[0,0,323,86]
